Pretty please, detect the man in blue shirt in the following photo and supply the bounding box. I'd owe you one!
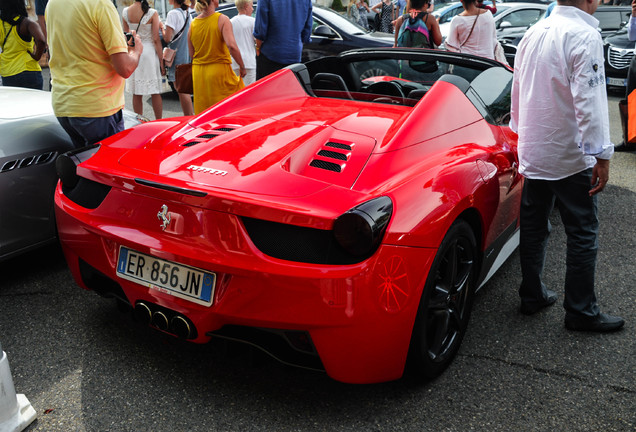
[253,0,313,80]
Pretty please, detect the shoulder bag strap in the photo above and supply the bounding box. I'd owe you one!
[459,12,479,49]
[1,17,21,50]
[170,9,190,46]
[2,22,12,49]
[136,10,147,33]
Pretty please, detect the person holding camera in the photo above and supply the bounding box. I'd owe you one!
[46,0,142,148]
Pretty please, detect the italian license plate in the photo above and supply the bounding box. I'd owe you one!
[606,77,626,87]
[116,247,215,306]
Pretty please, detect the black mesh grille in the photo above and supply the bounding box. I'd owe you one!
[197,133,220,139]
[309,159,342,172]
[325,141,352,151]
[317,150,347,160]
[241,217,363,265]
[182,141,200,147]
[213,127,235,132]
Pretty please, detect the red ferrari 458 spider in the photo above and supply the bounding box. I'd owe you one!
[55,48,521,384]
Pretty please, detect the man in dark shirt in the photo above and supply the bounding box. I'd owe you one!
[253,0,313,80]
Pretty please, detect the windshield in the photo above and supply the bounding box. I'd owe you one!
[318,8,370,35]
[493,5,510,17]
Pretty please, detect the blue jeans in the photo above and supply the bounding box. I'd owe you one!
[2,71,43,90]
[519,169,600,318]
[57,110,124,149]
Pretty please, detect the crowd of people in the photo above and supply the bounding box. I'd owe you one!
[0,0,633,332]
[0,0,312,118]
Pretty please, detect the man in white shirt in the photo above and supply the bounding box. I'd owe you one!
[231,0,257,85]
[510,0,624,332]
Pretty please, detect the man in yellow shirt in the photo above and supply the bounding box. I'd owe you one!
[46,0,143,148]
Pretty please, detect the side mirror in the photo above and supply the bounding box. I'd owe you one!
[498,21,512,29]
[313,25,338,38]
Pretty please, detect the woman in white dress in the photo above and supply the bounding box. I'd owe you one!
[444,0,497,60]
[123,0,164,119]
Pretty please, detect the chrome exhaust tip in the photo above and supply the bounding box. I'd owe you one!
[134,302,152,325]
[151,311,169,331]
[170,315,193,339]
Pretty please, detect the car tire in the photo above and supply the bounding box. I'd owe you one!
[406,219,477,381]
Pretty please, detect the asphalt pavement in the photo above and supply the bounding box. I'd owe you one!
[0,71,634,431]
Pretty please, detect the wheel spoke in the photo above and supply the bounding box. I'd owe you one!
[428,310,450,359]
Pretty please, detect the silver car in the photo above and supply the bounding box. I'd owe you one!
[0,87,143,261]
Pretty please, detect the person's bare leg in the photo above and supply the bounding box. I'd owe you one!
[178,92,194,116]
[151,94,163,120]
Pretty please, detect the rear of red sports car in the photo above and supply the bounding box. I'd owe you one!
[55,50,520,383]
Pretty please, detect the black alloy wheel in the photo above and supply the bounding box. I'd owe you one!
[406,219,477,381]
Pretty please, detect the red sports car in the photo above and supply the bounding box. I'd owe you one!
[55,48,521,384]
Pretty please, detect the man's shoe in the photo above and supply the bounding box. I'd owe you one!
[519,290,558,315]
[614,141,636,152]
[564,313,625,332]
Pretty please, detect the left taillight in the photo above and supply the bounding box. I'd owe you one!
[56,145,111,209]
[56,144,100,189]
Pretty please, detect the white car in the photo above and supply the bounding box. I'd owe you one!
[438,2,547,41]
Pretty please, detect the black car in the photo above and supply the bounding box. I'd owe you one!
[497,5,632,69]
[217,3,394,63]
[604,26,635,90]
[0,87,143,262]
[594,5,632,37]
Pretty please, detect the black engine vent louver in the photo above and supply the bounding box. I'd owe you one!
[309,141,352,173]
[325,141,352,151]
[181,132,222,147]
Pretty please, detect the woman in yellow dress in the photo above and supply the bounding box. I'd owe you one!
[188,0,246,114]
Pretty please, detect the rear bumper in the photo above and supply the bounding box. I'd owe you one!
[54,184,436,384]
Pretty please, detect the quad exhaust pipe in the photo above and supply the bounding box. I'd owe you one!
[134,302,195,339]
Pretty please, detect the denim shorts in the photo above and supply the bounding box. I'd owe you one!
[2,70,44,90]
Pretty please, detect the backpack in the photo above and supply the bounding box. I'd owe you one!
[396,12,432,49]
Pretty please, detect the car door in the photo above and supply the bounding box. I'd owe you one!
[304,16,347,62]
[496,7,545,40]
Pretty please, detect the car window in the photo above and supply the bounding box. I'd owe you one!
[469,67,513,125]
[492,5,510,17]
[498,9,543,28]
[595,10,627,32]
[439,7,463,25]
[219,5,240,19]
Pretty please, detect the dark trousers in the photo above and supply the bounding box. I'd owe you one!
[519,169,600,318]
[2,70,43,90]
[256,53,292,81]
[57,109,124,149]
